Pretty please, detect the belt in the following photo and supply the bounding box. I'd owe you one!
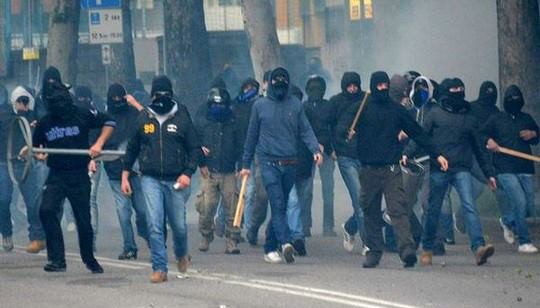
[275,159,298,166]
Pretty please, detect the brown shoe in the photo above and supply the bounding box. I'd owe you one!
[199,237,211,252]
[177,255,191,273]
[225,239,240,255]
[475,244,495,266]
[150,271,168,283]
[26,240,45,253]
[420,251,433,266]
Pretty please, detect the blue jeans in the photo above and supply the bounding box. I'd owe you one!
[423,171,486,252]
[109,177,149,252]
[496,174,534,245]
[336,156,364,239]
[0,161,47,241]
[141,176,190,273]
[287,174,313,241]
[260,161,296,253]
[319,153,335,232]
[89,163,102,246]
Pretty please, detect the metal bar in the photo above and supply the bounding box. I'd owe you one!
[32,148,125,156]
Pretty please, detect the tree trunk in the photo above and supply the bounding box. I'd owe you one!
[241,0,283,81]
[46,0,80,85]
[163,0,212,112]
[497,0,540,118]
[109,0,137,90]
[0,0,9,77]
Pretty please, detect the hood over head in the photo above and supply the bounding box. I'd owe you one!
[503,85,524,116]
[439,78,469,113]
[107,83,128,113]
[267,67,290,101]
[409,76,434,108]
[305,75,326,100]
[10,86,35,113]
[41,66,62,98]
[370,71,390,102]
[477,81,498,106]
[74,86,95,111]
[207,87,234,122]
[389,74,408,104]
[290,85,304,101]
[150,75,173,98]
[237,78,260,103]
[46,82,75,118]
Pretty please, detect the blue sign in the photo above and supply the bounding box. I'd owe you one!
[90,12,101,25]
[81,0,121,9]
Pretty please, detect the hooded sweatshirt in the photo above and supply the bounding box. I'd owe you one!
[232,78,260,147]
[480,85,539,174]
[242,67,320,168]
[329,72,366,159]
[470,81,500,123]
[304,75,333,155]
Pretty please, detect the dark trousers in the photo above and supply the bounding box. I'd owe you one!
[40,170,96,265]
[359,165,415,259]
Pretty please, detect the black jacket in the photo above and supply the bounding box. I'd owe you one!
[123,103,201,180]
[232,96,258,149]
[470,81,500,124]
[304,99,333,155]
[195,115,242,174]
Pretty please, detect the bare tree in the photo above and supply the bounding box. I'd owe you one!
[47,0,80,84]
[241,0,283,81]
[497,0,540,117]
[163,0,212,111]
[109,0,137,90]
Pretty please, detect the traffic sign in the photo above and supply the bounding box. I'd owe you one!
[88,9,123,44]
[81,0,121,9]
[101,44,111,65]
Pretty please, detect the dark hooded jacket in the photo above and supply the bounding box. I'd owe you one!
[480,85,539,174]
[329,72,366,159]
[304,76,333,155]
[242,67,320,169]
[35,66,63,119]
[356,71,439,165]
[103,84,141,180]
[232,78,260,148]
[470,81,500,123]
[413,78,494,177]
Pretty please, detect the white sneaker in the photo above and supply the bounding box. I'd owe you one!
[342,224,355,252]
[67,222,76,232]
[518,243,538,254]
[282,244,295,264]
[264,251,283,264]
[499,218,515,245]
[361,245,370,256]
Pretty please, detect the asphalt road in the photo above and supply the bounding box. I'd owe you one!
[1,172,539,308]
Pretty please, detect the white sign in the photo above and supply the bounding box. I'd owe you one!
[89,9,123,44]
[101,44,111,65]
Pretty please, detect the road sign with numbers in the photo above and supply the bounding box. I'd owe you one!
[88,9,123,44]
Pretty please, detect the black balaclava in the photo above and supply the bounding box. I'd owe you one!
[305,75,326,101]
[42,66,62,99]
[290,85,304,101]
[74,86,94,111]
[107,83,128,114]
[46,82,75,119]
[370,71,390,102]
[237,78,260,104]
[340,72,362,101]
[440,78,469,112]
[150,75,175,115]
[207,87,233,122]
[267,67,290,101]
[477,81,498,107]
[503,85,524,116]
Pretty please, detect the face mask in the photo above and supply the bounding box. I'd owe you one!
[372,89,389,101]
[108,99,128,113]
[208,103,233,122]
[150,96,175,115]
[504,97,524,116]
[412,88,429,108]
[238,88,258,103]
[272,81,288,101]
[47,98,72,118]
[482,92,497,106]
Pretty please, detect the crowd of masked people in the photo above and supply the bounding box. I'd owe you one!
[0,64,538,283]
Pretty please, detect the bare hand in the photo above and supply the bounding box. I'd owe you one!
[488,177,497,191]
[88,160,97,174]
[201,146,211,157]
[176,174,191,190]
[34,145,48,161]
[314,153,323,166]
[200,166,209,179]
[89,143,103,159]
[400,155,408,166]
[18,146,29,158]
[520,130,537,141]
[121,178,132,196]
[398,131,409,142]
[486,138,499,152]
[239,169,250,178]
[437,155,449,172]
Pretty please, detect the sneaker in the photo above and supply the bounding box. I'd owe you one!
[177,255,191,273]
[292,239,307,257]
[225,239,240,254]
[66,222,76,232]
[26,240,45,253]
[499,218,515,245]
[420,251,433,266]
[2,236,14,252]
[362,251,382,268]
[518,243,539,254]
[264,251,282,264]
[86,261,104,274]
[199,237,211,252]
[400,247,417,268]
[341,224,355,252]
[282,243,296,264]
[44,261,67,272]
[361,245,370,256]
[118,250,137,260]
[475,244,495,266]
[444,238,456,245]
[453,213,466,234]
[150,271,168,283]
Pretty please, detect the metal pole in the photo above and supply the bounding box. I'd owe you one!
[105,64,110,90]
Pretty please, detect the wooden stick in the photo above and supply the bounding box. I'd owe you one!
[498,146,540,162]
[346,92,370,142]
[233,175,249,228]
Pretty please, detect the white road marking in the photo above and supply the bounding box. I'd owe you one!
[13,247,420,308]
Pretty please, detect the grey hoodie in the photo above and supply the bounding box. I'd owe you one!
[10,86,35,113]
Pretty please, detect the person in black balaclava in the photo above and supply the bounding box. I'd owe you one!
[329,72,368,254]
[194,87,243,254]
[122,75,201,283]
[355,71,448,268]
[102,83,149,261]
[470,81,499,124]
[35,66,63,118]
[417,77,497,267]
[481,85,539,254]
[33,82,116,274]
